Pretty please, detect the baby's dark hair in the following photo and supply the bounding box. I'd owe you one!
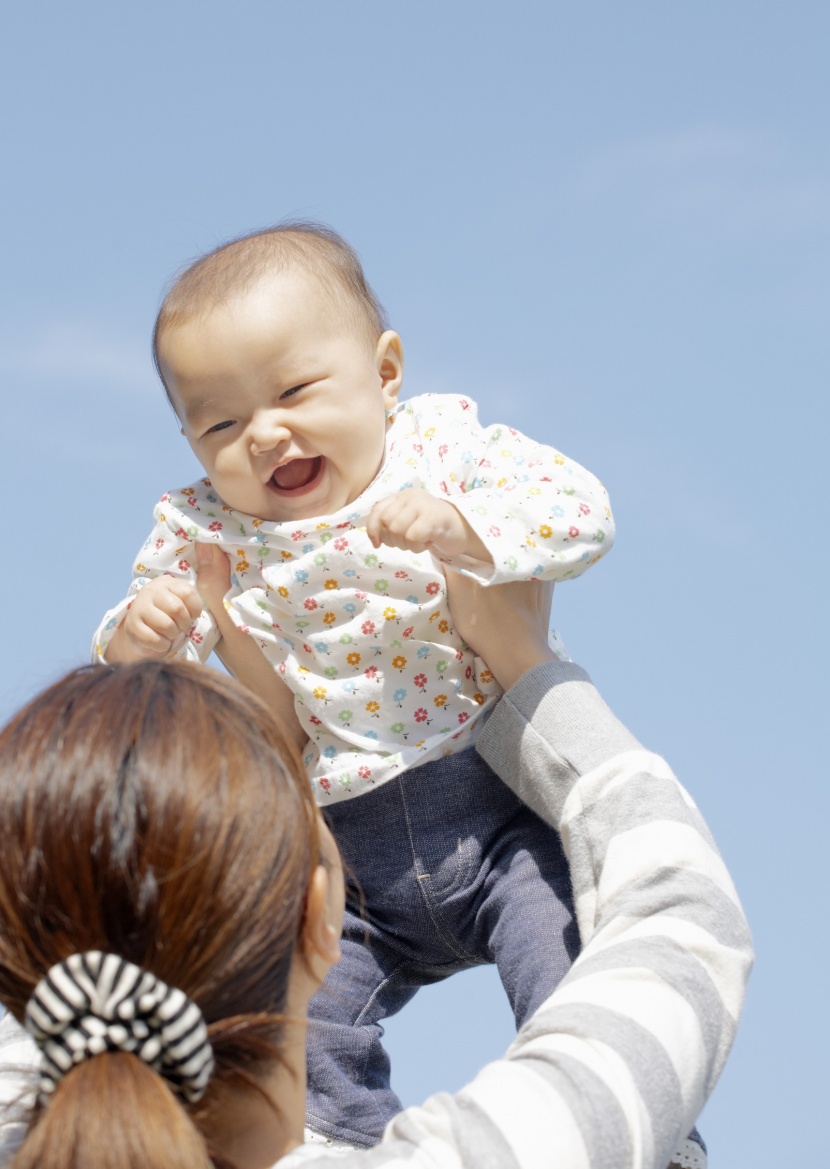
[153,221,389,400]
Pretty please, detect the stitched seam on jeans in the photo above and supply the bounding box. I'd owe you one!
[352,961,409,1029]
[397,774,480,963]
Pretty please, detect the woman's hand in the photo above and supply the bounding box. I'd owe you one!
[194,541,233,614]
[195,544,307,754]
[445,573,557,692]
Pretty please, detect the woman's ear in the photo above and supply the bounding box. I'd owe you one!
[375,330,404,412]
[300,864,342,986]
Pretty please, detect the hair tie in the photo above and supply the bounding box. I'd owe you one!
[25,952,213,1104]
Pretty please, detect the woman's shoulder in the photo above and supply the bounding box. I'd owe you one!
[0,1011,37,1167]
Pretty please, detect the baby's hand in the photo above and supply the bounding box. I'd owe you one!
[106,576,203,663]
[367,488,492,564]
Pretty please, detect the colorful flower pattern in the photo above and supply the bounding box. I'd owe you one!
[94,394,614,803]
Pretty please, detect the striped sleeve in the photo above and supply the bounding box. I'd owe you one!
[473,663,753,1168]
[284,661,752,1169]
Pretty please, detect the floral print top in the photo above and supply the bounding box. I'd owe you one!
[94,394,614,803]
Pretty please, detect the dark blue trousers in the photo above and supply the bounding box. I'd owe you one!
[306,746,579,1145]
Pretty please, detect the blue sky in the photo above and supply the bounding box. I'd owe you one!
[1,4,827,1164]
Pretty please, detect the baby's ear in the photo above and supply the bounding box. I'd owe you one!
[376,330,404,409]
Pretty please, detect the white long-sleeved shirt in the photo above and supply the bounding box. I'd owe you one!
[93,394,614,802]
[0,662,753,1167]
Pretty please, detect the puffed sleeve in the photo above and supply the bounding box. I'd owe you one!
[410,394,614,585]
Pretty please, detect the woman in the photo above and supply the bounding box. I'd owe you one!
[0,582,752,1168]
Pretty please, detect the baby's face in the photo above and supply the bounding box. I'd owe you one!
[159,270,403,523]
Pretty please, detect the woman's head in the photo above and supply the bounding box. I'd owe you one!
[0,660,341,1168]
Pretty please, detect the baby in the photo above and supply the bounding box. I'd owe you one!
[95,223,615,1146]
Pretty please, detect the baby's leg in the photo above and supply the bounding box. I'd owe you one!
[305,904,421,1146]
[307,746,581,1146]
[467,768,580,1028]
[306,774,476,1146]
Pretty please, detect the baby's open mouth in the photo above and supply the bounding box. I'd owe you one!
[270,457,323,492]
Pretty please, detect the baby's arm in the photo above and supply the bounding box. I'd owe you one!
[366,488,494,567]
[93,494,219,665]
[104,577,203,663]
[100,542,305,750]
[95,495,305,747]
[375,395,614,584]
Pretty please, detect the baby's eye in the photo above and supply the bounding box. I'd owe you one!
[280,384,306,401]
[205,419,235,436]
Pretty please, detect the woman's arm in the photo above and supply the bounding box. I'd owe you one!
[472,659,751,1168]
[195,544,307,755]
[285,580,752,1169]
[0,1011,36,1162]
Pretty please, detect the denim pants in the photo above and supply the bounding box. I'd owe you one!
[305,746,579,1146]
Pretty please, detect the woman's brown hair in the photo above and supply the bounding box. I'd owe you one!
[0,660,322,1168]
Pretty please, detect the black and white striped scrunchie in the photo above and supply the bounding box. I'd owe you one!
[25,952,214,1103]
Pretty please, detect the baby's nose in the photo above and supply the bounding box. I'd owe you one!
[249,411,290,454]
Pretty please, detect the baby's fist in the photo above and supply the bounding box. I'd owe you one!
[367,488,489,563]
[107,577,203,663]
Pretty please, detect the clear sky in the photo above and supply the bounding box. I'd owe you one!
[1,3,827,1164]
